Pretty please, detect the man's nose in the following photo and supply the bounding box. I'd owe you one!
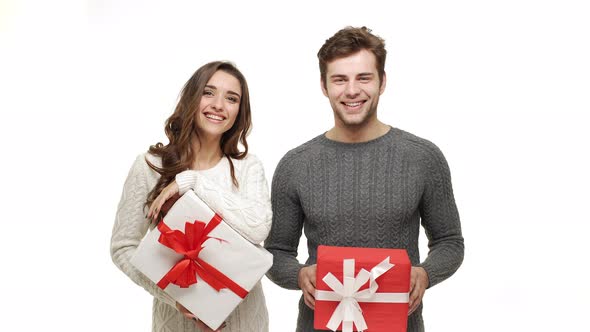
[345,81,360,97]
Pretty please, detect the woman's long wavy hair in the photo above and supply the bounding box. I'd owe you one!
[145,61,251,209]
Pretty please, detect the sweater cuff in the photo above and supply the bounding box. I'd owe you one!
[266,261,307,290]
[175,170,198,195]
[416,262,435,289]
[294,263,310,290]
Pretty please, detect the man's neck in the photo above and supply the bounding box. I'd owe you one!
[325,120,390,143]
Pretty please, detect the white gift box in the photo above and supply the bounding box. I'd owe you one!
[131,190,273,330]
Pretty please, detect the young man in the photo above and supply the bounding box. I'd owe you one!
[264,27,464,331]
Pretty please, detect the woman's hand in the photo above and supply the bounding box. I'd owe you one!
[148,181,179,221]
[176,302,226,331]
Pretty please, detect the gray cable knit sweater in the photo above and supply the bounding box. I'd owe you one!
[264,127,464,332]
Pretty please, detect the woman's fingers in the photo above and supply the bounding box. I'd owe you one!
[148,181,180,220]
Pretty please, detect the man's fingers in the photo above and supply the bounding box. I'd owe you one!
[303,293,312,309]
[408,295,421,315]
[304,280,315,295]
[304,293,315,310]
[408,286,425,316]
[408,295,417,315]
[303,288,315,309]
[304,286,315,307]
[299,265,317,310]
[408,279,420,313]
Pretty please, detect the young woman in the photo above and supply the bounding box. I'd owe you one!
[111,61,272,332]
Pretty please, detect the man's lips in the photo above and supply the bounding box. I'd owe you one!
[341,100,366,110]
[342,101,364,107]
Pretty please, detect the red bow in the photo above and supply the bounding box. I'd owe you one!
[155,215,248,298]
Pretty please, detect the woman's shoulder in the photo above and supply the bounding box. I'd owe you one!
[127,152,161,182]
[230,153,264,169]
[226,154,267,180]
[142,152,162,167]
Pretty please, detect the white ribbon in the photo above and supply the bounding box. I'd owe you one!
[315,257,409,332]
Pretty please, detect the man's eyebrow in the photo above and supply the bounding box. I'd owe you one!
[329,74,348,79]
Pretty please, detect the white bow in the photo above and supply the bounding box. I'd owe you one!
[315,257,409,332]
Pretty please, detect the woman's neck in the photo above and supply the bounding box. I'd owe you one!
[190,134,223,170]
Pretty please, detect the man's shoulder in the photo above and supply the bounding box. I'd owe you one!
[274,134,325,172]
[391,128,452,175]
[281,134,325,160]
[392,128,445,161]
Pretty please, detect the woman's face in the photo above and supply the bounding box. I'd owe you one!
[195,70,242,141]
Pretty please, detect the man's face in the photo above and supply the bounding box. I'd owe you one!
[322,49,386,128]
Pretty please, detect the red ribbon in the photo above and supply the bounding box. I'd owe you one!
[155,214,248,299]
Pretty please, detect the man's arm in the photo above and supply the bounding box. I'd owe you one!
[417,143,465,288]
[264,155,306,290]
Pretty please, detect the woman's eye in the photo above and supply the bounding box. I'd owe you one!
[227,96,239,103]
[203,90,214,96]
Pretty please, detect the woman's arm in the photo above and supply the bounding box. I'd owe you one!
[110,154,176,307]
[176,155,272,244]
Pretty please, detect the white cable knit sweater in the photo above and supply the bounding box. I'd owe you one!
[111,152,272,332]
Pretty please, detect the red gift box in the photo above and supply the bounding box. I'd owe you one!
[314,246,411,332]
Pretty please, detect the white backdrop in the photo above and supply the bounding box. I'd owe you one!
[1,0,589,331]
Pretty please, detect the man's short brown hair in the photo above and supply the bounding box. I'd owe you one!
[317,26,387,87]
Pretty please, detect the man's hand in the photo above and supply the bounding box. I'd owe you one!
[298,264,317,310]
[408,266,429,315]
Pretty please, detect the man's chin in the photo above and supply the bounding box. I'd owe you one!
[337,113,369,127]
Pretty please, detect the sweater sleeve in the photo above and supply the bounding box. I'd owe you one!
[416,145,464,288]
[175,155,272,245]
[110,154,177,308]
[264,155,306,290]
